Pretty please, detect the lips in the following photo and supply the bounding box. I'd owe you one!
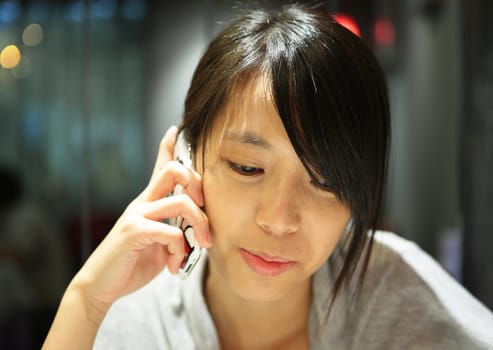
[239,248,297,277]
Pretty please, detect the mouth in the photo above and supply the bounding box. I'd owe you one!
[239,248,297,277]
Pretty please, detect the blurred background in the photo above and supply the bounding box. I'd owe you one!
[0,0,491,348]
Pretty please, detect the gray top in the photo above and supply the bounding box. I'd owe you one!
[94,231,493,349]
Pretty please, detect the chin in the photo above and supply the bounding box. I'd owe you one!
[208,247,310,303]
[231,278,296,303]
[228,262,307,303]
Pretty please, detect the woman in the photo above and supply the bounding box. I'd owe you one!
[43,4,493,349]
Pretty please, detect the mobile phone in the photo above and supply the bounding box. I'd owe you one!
[170,131,203,278]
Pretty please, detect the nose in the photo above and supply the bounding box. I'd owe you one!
[255,178,301,236]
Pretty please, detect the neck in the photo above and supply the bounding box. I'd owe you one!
[205,261,311,350]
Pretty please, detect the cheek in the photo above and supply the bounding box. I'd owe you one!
[202,170,255,241]
[302,204,351,264]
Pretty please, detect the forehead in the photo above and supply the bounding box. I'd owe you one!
[211,74,287,140]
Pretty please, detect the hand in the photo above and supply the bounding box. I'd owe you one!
[70,125,212,317]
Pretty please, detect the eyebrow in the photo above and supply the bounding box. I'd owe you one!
[223,131,272,149]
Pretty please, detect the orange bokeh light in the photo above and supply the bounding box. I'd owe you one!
[1,45,21,69]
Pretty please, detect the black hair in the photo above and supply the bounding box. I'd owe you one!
[181,3,390,309]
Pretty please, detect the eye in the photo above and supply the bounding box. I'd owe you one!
[227,160,264,176]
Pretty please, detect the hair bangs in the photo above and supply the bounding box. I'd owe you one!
[268,40,357,205]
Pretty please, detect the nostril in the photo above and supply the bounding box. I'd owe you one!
[257,221,298,236]
[256,181,301,235]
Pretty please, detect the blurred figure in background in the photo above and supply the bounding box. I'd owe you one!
[0,165,69,348]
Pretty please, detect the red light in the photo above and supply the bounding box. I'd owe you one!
[374,18,396,46]
[334,13,361,37]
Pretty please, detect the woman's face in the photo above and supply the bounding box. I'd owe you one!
[200,78,351,302]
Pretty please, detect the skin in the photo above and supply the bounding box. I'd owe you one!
[42,126,212,350]
[201,78,352,349]
[42,78,351,350]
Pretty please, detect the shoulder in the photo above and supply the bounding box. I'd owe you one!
[352,231,493,349]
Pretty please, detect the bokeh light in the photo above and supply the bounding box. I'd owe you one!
[0,0,21,23]
[334,13,361,37]
[23,23,44,46]
[0,45,21,69]
[374,18,396,46]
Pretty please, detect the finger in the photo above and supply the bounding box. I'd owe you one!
[166,240,186,275]
[167,250,184,275]
[123,217,185,252]
[144,160,204,206]
[151,125,178,182]
[141,195,212,248]
[128,219,187,275]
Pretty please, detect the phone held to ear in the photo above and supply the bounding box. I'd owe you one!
[169,131,203,279]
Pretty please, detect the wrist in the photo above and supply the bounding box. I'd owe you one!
[65,274,111,327]
[42,274,109,350]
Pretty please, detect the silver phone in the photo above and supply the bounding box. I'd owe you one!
[170,131,203,278]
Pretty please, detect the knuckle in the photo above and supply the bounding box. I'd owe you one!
[161,161,187,182]
[158,161,173,176]
[170,195,198,222]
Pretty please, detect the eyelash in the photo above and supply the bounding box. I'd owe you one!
[226,160,337,195]
[310,178,339,196]
[227,161,264,176]
[310,179,333,191]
